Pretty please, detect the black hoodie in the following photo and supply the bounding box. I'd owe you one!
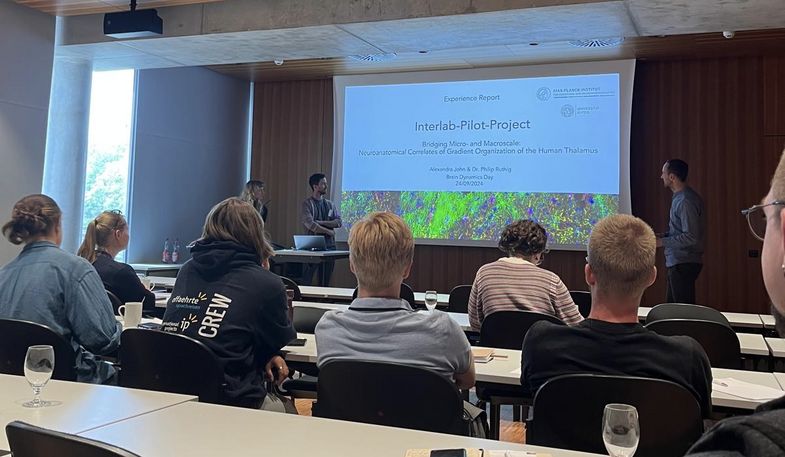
[162,239,295,408]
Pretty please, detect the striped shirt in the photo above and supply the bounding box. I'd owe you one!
[468,257,583,331]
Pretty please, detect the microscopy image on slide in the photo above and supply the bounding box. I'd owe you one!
[341,191,618,247]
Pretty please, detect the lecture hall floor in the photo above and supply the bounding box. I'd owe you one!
[294,400,525,443]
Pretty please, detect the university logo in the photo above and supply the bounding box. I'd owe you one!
[536,87,551,101]
[561,104,575,118]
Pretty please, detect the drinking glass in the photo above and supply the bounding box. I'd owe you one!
[602,403,639,457]
[23,345,54,408]
[424,290,438,312]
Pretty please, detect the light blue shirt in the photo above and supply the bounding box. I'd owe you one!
[662,186,705,268]
[0,241,122,383]
[315,297,472,380]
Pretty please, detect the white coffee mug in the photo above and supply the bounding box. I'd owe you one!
[118,302,143,328]
[139,277,156,291]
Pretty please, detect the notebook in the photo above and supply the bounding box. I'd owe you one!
[472,348,494,363]
[293,235,327,251]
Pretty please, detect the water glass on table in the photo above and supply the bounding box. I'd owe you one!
[602,403,639,457]
[424,290,438,312]
[23,345,54,408]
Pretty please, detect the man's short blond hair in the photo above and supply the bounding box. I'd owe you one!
[588,214,656,296]
[349,212,414,292]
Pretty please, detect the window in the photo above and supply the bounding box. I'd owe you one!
[81,70,136,245]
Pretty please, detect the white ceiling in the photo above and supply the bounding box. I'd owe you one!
[54,0,785,71]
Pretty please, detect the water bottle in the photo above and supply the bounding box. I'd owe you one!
[162,238,171,263]
[172,238,181,264]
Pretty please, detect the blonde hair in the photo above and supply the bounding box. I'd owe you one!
[240,180,264,213]
[201,197,273,263]
[2,194,61,245]
[771,149,785,202]
[349,212,414,292]
[77,211,127,263]
[587,214,656,296]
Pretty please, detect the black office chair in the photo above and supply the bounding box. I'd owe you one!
[106,290,123,316]
[645,319,741,369]
[313,360,473,436]
[0,319,77,381]
[279,275,303,301]
[284,305,330,395]
[645,303,730,327]
[477,310,564,439]
[292,306,330,334]
[569,290,592,318]
[479,310,563,350]
[447,285,472,314]
[352,283,418,309]
[6,421,140,457]
[119,328,226,404]
[528,374,703,457]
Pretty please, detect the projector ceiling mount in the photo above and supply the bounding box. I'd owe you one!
[104,0,164,39]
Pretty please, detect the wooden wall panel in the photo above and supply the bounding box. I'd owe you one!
[764,57,785,136]
[252,57,785,313]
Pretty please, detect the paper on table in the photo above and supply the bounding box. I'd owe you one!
[472,348,494,363]
[713,378,785,401]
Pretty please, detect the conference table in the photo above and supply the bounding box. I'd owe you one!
[0,373,196,452]
[79,400,603,457]
[271,249,350,286]
[282,333,785,412]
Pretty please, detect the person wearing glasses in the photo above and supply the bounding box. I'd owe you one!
[467,219,582,331]
[0,195,122,384]
[240,179,268,223]
[521,214,712,417]
[77,210,156,313]
[656,159,705,304]
[686,150,785,455]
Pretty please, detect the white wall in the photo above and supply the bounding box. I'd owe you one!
[128,67,249,263]
[0,2,55,265]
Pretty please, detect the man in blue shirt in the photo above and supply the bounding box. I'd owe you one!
[656,159,705,304]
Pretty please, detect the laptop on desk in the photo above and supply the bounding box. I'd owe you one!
[293,235,327,251]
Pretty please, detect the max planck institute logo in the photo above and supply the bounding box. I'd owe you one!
[536,87,551,101]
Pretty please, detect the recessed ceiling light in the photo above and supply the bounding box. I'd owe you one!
[568,37,625,48]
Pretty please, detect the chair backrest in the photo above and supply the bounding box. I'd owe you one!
[293,306,330,334]
[646,303,730,327]
[569,290,592,318]
[279,276,302,301]
[352,283,419,309]
[6,421,140,457]
[0,319,77,381]
[106,290,123,315]
[447,285,472,314]
[119,328,225,404]
[645,319,741,369]
[528,374,703,457]
[313,360,468,436]
[479,310,563,350]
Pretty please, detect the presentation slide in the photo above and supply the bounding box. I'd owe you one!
[333,61,634,249]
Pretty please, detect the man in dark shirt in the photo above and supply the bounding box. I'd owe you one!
[656,159,705,304]
[300,173,342,285]
[521,214,712,417]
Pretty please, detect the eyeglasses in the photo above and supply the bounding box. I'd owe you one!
[741,201,785,241]
[535,249,550,266]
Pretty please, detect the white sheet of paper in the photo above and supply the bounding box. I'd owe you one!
[713,378,784,400]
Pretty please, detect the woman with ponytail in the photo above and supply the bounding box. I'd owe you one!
[0,194,121,384]
[77,211,156,313]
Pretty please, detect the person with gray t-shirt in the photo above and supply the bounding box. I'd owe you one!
[656,159,705,304]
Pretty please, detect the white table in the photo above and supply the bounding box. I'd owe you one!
[761,314,777,329]
[80,401,602,457]
[774,372,785,389]
[766,338,785,358]
[738,333,770,356]
[711,368,783,410]
[145,275,176,289]
[131,263,182,277]
[0,374,195,451]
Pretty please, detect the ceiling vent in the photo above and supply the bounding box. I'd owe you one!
[347,53,397,62]
[568,37,625,48]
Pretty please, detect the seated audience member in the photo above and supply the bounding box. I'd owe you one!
[316,211,477,390]
[468,219,582,331]
[161,197,295,411]
[0,194,121,384]
[686,150,785,456]
[77,210,156,312]
[521,214,712,416]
